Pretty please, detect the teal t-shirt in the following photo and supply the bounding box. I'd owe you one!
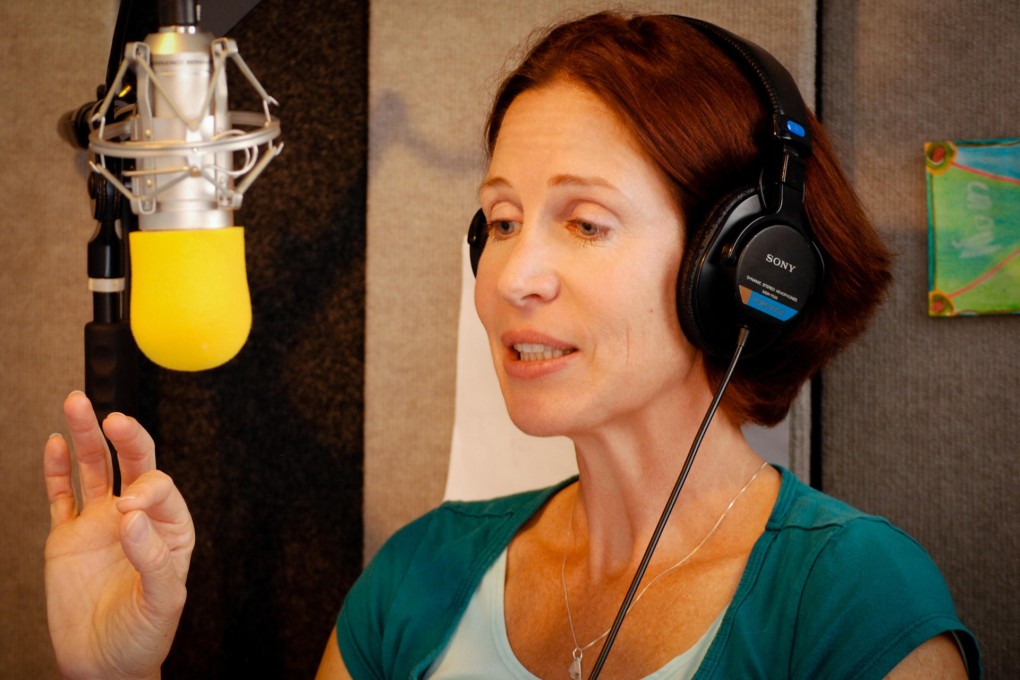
[337,467,980,679]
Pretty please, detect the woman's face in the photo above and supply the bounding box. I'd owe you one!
[475,80,700,439]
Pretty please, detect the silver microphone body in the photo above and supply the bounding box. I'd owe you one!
[140,26,233,231]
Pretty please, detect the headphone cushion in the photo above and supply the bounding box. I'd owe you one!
[467,209,487,276]
[677,185,760,354]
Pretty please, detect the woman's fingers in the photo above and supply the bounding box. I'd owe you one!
[50,391,192,575]
[62,391,114,508]
[119,510,188,623]
[117,470,189,527]
[103,411,157,490]
[118,470,195,580]
[57,390,159,501]
[43,433,77,529]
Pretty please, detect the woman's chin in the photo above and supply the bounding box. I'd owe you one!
[504,403,584,440]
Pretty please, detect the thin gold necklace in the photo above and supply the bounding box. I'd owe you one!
[561,461,769,680]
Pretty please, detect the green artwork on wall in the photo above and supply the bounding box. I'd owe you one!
[925,138,1020,316]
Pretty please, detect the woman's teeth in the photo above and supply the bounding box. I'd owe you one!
[513,343,575,361]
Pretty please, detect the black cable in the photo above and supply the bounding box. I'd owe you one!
[587,325,751,679]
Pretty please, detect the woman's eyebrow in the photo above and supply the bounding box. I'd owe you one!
[478,173,621,197]
[477,176,511,198]
[547,173,620,192]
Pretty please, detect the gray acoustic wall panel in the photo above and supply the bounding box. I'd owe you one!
[820,2,1018,675]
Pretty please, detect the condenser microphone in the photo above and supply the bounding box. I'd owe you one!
[88,0,282,371]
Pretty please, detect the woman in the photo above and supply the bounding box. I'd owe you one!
[44,12,979,679]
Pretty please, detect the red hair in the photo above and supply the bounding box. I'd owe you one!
[485,12,892,426]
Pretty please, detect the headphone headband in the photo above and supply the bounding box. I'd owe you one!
[674,16,812,159]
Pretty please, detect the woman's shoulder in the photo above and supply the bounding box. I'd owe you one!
[769,466,893,533]
[764,468,951,598]
[738,467,981,678]
[378,476,577,561]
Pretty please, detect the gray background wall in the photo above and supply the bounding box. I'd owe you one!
[819,2,1020,673]
[2,2,118,675]
[2,0,1016,676]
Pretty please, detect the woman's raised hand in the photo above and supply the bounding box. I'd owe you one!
[43,391,195,680]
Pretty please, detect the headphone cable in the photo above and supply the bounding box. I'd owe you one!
[587,325,751,679]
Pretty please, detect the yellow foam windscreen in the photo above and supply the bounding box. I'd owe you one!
[129,227,252,371]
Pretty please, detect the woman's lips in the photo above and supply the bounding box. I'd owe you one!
[501,333,579,379]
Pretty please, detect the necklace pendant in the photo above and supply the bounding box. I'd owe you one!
[569,649,583,680]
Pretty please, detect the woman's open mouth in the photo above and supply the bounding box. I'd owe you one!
[512,343,577,361]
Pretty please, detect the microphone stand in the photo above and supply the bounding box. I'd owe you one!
[84,161,138,494]
[66,0,158,491]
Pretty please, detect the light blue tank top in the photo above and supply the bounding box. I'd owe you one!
[427,548,724,679]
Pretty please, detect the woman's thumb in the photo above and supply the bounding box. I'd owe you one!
[120,510,187,616]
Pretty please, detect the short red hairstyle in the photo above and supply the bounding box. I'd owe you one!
[484,12,892,426]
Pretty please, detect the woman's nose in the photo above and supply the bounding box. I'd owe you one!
[494,224,560,307]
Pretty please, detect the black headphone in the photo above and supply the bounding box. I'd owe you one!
[466,16,824,359]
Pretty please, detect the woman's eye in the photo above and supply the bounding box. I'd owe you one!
[568,220,605,240]
[486,220,517,239]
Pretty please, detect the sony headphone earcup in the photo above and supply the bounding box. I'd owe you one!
[677,186,761,356]
[467,209,487,277]
[678,185,822,359]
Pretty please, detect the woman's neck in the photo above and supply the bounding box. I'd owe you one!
[567,399,765,582]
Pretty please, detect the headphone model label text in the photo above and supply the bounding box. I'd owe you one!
[739,285,798,321]
[742,274,800,304]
